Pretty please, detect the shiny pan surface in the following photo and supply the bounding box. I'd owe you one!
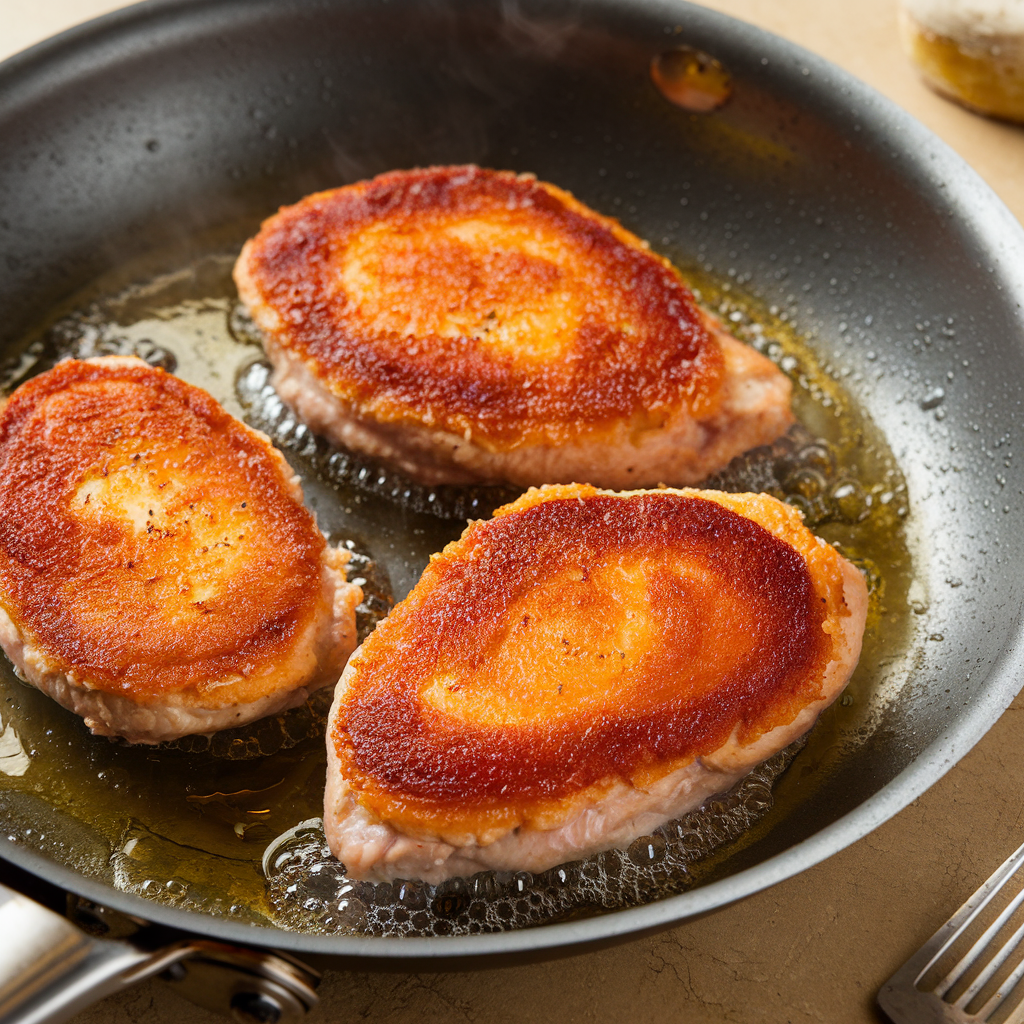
[0,0,1023,961]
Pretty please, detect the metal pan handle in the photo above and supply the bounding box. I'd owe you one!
[0,883,320,1024]
[0,882,154,1024]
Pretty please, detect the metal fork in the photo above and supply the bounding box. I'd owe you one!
[878,840,1024,1023]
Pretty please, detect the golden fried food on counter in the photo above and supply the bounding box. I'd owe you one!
[324,483,867,882]
[0,356,362,743]
[900,0,1024,123]
[235,165,793,488]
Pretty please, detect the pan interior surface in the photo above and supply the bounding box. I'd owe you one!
[0,0,1022,955]
[0,243,909,938]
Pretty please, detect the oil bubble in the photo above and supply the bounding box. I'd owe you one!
[470,872,504,901]
[371,882,394,906]
[830,479,870,522]
[628,834,668,865]
[784,493,814,520]
[236,359,517,522]
[132,338,177,373]
[795,443,836,477]
[261,817,326,878]
[335,896,368,929]
[396,880,428,910]
[785,468,827,500]
[651,46,732,112]
[511,872,533,894]
[431,879,469,919]
[546,865,577,888]
[228,302,267,347]
[263,744,799,938]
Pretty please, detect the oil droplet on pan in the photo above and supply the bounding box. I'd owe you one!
[0,715,29,778]
[651,46,732,112]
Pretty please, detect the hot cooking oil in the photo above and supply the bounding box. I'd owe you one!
[0,233,917,935]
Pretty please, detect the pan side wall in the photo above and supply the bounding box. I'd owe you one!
[0,0,1023,952]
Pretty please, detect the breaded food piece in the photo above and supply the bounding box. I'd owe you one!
[0,357,362,744]
[324,483,868,883]
[234,165,793,488]
[900,0,1024,123]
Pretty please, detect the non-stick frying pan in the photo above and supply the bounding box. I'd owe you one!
[1,0,1024,1020]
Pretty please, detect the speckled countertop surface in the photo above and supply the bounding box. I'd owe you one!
[3,1,1024,1021]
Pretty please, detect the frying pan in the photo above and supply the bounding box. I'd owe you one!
[1,0,1024,1020]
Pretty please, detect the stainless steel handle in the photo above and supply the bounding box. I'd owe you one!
[0,883,320,1024]
[0,883,156,1024]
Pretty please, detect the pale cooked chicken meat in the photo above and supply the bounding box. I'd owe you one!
[234,165,794,488]
[0,356,362,744]
[324,483,868,883]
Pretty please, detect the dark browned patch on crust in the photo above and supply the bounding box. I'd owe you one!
[238,165,725,447]
[0,359,327,700]
[334,492,831,821]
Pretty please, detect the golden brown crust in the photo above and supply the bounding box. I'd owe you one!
[234,165,725,450]
[331,483,856,839]
[0,358,333,706]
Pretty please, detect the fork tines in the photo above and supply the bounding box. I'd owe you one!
[879,840,1024,1024]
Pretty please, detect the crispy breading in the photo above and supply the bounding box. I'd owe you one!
[324,483,867,881]
[235,166,793,487]
[0,357,361,743]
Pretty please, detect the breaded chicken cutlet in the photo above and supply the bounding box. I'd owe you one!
[324,483,868,883]
[0,357,362,744]
[234,165,794,489]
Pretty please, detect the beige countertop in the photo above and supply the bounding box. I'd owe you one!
[3,1,1024,1022]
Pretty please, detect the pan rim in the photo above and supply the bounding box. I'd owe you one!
[2,0,1024,957]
